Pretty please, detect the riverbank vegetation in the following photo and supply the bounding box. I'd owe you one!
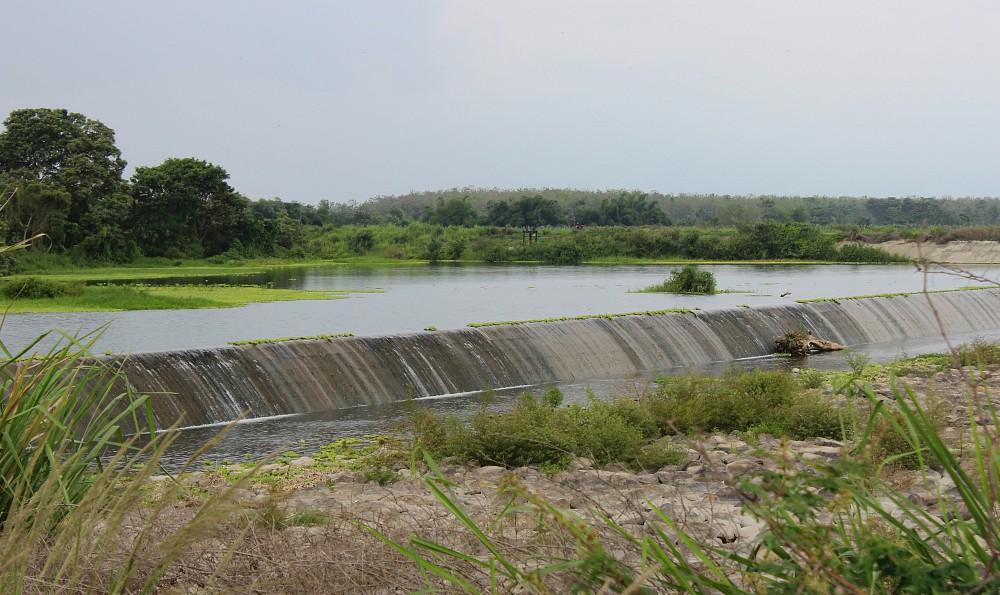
[0,278,347,313]
[5,321,1000,590]
[6,108,1000,276]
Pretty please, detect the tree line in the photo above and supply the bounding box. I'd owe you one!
[3,107,1000,267]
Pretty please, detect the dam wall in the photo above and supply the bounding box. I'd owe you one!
[112,288,1000,431]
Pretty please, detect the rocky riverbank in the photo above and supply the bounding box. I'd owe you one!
[121,366,995,592]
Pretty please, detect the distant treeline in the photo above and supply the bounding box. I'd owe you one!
[2,108,999,270]
[300,222,906,264]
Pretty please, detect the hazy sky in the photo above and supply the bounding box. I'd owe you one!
[3,1,999,204]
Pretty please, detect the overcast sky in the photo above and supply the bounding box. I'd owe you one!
[3,1,999,204]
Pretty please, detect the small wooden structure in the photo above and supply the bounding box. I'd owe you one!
[522,225,539,244]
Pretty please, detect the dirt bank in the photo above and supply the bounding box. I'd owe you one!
[868,239,1000,264]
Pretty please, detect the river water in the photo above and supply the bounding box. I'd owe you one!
[3,263,993,355]
[5,263,999,469]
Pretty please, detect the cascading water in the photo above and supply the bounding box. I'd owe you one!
[110,289,1000,432]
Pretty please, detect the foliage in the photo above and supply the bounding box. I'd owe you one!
[484,194,565,227]
[130,158,255,258]
[0,108,127,251]
[410,391,683,472]
[378,349,1000,593]
[228,332,354,346]
[0,276,82,299]
[421,196,478,227]
[0,329,153,528]
[953,336,1000,367]
[650,368,842,439]
[2,283,345,314]
[643,264,717,294]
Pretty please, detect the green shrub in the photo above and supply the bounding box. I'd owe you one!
[649,368,841,439]
[538,237,583,265]
[0,277,84,299]
[954,337,1000,368]
[642,264,716,294]
[410,389,682,472]
[463,394,579,469]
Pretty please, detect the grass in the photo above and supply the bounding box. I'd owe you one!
[2,284,348,313]
[7,322,1000,591]
[467,308,692,327]
[796,285,993,304]
[367,341,1000,593]
[228,332,355,346]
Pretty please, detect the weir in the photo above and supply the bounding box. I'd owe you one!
[112,288,1000,431]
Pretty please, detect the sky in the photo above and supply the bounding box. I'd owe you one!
[3,1,999,204]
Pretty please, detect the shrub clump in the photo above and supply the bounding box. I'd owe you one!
[642,264,716,294]
[412,389,683,473]
[0,277,83,300]
[648,368,843,439]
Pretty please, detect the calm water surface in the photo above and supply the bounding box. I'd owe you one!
[4,263,993,355]
[8,263,999,468]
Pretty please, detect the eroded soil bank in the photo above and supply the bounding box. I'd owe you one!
[870,239,1000,264]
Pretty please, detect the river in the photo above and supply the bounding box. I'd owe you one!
[3,263,992,355]
[5,262,998,469]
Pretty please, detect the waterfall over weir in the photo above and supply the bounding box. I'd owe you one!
[113,289,1000,431]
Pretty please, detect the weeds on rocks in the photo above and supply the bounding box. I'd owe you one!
[382,340,1000,593]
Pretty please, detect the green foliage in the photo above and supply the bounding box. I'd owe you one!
[410,390,684,472]
[0,276,83,299]
[537,236,583,264]
[796,367,825,389]
[484,194,565,227]
[421,196,478,227]
[0,329,154,528]
[228,333,354,346]
[130,158,253,258]
[0,108,127,249]
[953,336,1000,367]
[650,368,842,439]
[379,358,1000,593]
[347,228,376,255]
[643,264,717,294]
[467,308,692,327]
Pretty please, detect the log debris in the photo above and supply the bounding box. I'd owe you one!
[775,331,844,356]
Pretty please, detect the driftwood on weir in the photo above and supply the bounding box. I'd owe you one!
[775,331,844,356]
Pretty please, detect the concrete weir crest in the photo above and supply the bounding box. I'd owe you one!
[108,288,1000,431]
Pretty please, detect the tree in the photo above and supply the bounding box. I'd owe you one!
[0,108,127,246]
[130,158,251,257]
[485,195,565,227]
[421,196,478,226]
[0,179,71,248]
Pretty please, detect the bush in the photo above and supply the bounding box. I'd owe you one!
[410,390,682,472]
[643,264,716,294]
[538,238,583,265]
[649,368,842,439]
[954,336,1000,368]
[0,276,83,300]
[348,229,376,255]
